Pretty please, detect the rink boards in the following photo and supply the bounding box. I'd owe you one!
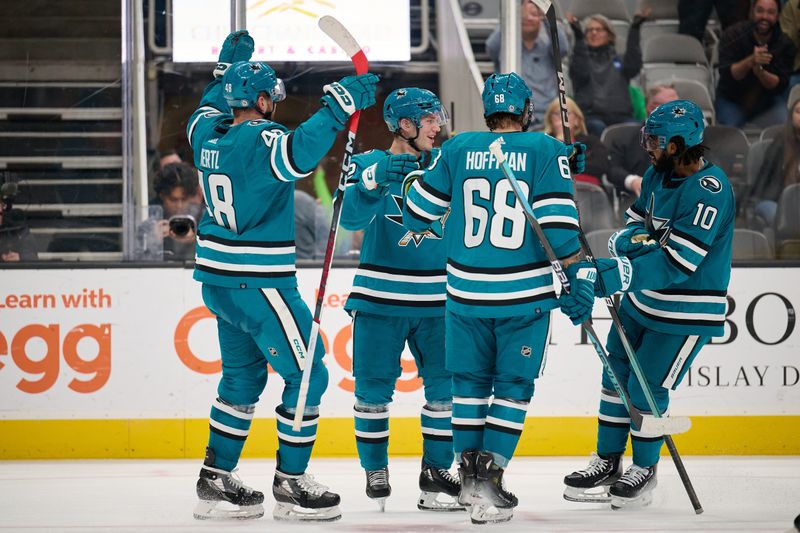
[0,267,798,459]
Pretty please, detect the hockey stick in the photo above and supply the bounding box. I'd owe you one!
[487,139,688,439]
[530,0,703,513]
[293,16,368,431]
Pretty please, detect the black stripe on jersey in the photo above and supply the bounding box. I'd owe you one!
[652,288,727,296]
[631,434,663,443]
[598,418,630,429]
[422,434,453,442]
[484,422,523,436]
[451,423,484,432]
[448,258,550,274]
[276,405,319,422]
[540,221,580,230]
[531,191,573,202]
[348,292,445,307]
[210,425,247,441]
[448,291,556,307]
[359,263,446,277]
[664,249,696,276]
[419,180,452,202]
[355,435,390,444]
[198,233,295,248]
[196,264,295,278]
[285,132,312,176]
[628,203,646,219]
[407,203,438,224]
[260,289,304,372]
[670,227,710,251]
[278,437,316,448]
[628,297,725,328]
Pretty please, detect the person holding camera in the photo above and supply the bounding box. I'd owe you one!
[135,162,199,261]
[0,181,38,263]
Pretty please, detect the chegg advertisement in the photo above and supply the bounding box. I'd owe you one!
[0,268,798,420]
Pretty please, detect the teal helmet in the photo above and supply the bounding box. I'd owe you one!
[482,72,533,124]
[222,61,286,110]
[383,88,449,132]
[641,99,704,151]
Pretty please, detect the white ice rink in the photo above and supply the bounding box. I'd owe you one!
[1,456,798,532]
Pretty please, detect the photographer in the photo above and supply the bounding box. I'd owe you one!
[0,181,38,263]
[135,162,199,261]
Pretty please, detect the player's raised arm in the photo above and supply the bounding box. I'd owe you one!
[401,150,450,235]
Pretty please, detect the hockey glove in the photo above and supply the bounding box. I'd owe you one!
[608,226,658,258]
[592,257,634,297]
[567,142,587,175]
[321,73,379,125]
[558,262,597,325]
[214,30,254,78]
[360,154,420,191]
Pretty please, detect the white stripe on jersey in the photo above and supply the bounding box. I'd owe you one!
[355,268,447,283]
[277,431,316,443]
[197,238,295,255]
[598,414,631,425]
[640,290,727,305]
[664,245,698,272]
[405,196,439,222]
[452,397,490,405]
[212,399,254,420]
[536,215,580,227]
[485,416,524,431]
[628,294,724,322]
[600,391,624,404]
[195,257,295,273]
[451,417,486,426]
[669,233,708,257]
[412,180,451,208]
[626,208,645,223]
[421,407,452,418]
[662,335,700,390]
[447,284,554,301]
[188,106,222,147]
[276,411,318,428]
[446,263,551,282]
[350,286,446,301]
[531,197,577,210]
[421,428,453,436]
[354,409,390,420]
[209,418,249,437]
[355,429,390,439]
[260,288,307,370]
[276,132,313,179]
[491,398,530,411]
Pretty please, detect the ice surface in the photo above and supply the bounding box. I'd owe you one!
[0,456,797,532]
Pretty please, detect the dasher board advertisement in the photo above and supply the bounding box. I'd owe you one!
[172,0,411,62]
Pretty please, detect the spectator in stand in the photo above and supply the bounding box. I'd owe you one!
[715,0,796,127]
[485,0,571,128]
[0,181,37,262]
[136,162,198,261]
[567,9,650,137]
[780,0,800,89]
[158,148,183,169]
[752,84,800,225]
[679,0,750,43]
[606,84,680,198]
[294,189,329,260]
[543,96,610,189]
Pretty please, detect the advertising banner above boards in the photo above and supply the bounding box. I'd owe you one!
[171,0,411,63]
[0,268,798,421]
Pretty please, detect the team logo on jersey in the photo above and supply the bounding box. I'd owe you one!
[699,176,722,193]
[268,347,278,356]
[520,346,532,357]
[385,195,448,247]
[646,193,672,246]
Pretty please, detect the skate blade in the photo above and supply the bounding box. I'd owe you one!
[610,491,654,510]
[470,503,513,524]
[417,490,467,512]
[372,497,387,512]
[273,502,341,522]
[563,485,612,503]
[193,500,264,520]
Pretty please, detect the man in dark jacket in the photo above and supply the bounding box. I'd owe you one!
[715,0,796,127]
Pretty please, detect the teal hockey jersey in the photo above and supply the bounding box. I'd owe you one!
[341,149,446,317]
[619,161,734,337]
[403,131,580,318]
[186,77,345,289]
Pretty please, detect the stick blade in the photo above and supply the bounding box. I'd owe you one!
[639,415,692,437]
[530,0,553,14]
[319,15,360,56]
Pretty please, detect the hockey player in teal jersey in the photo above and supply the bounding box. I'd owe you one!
[402,73,584,524]
[187,30,378,522]
[339,88,462,512]
[561,100,734,509]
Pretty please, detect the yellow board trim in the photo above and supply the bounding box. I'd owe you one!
[1,416,798,459]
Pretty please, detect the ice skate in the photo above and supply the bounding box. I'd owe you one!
[457,450,479,507]
[470,451,517,524]
[563,452,623,503]
[272,471,342,521]
[610,464,657,510]
[365,467,391,511]
[417,460,466,512]
[193,449,264,520]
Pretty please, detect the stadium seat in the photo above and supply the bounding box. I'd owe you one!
[746,139,772,191]
[702,124,749,191]
[637,0,680,43]
[584,228,616,258]
[732,228,772,260]
[666,78,715,124]
[642,34,712,90]
[574,181,617,233]
[775,184,800,259]
[759,124,783,142]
